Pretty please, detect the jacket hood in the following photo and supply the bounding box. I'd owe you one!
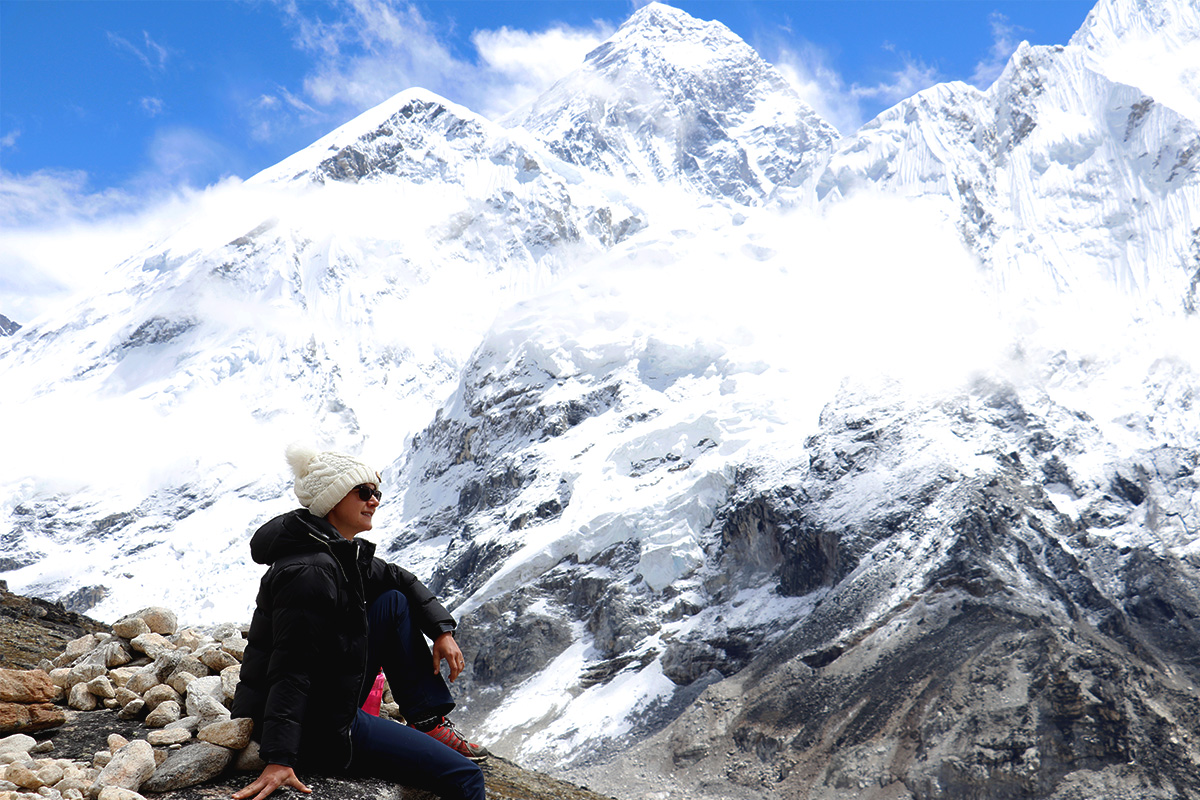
[249,509,345,565]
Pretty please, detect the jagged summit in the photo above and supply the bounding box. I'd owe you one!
[508,2,838,205]
[250,87,487,185]
[599,1,748,54]
[1070,0,1200,52]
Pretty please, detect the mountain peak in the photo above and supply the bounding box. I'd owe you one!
[250,87,482,184]
[509,2,838,205]
[618,2,711,36]
[1070,0,1200,52]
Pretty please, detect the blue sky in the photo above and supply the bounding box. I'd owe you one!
[1,0,1096,321]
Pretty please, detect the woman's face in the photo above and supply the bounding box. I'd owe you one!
[325,484,380,539]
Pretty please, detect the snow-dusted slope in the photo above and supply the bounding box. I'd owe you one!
[0,87,642,622]
[507,2,839,206]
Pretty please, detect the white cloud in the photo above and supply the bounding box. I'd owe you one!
[141,127,237,189]
[0,125,239,323]
[107,30,170,72]
[850,47,941,107]
[972,13,1023,88]
[0,169,178,322]
[774,44,866,135]
[471,24,612,118]
[262,0,611,133]
[247,86,323,143]
[768,34,940,135]
[140,96,165,117]
[1,129,19,150]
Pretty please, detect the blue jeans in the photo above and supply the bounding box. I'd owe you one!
[345,591,485,800]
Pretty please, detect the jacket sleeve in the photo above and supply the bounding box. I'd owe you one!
[369,558,456,640]
[258,561,338,767]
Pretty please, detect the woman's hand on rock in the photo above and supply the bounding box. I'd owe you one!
[232,763,311,800]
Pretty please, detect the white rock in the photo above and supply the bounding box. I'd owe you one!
[166,672,197,696]
[145,730,190,747]
[45,671,71,691]
[58,636,98,665]
[163,714,198,734]
[144,701,181,729]
[133,608,177,637]
[123,670,158,696]
[66,684,97,712]
[65,663,104,690]
[33,764,62,787]
[128,635,172,660]
[91,741,154,795]
[107,668,137,689]
[0,736,35,758]
[185,676,223,702]
[198,649,237,672]
[85,677,115,700]
[220,637,246,661]
[97,786,148,800]
[111,619,150,641]
[5,764,42,790]
[219,665,240,700]
[141,685,179,712]
[170,630,207,651]
[116,699,145,720]
[184,695,229,727]
[197,718,252,750]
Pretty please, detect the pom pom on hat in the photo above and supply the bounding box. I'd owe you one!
[286,443,381,518]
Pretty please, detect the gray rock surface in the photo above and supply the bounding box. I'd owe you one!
[91,739,155,794]
[140,742,233,793]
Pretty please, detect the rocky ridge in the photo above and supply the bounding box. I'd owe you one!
[0,595,618,800]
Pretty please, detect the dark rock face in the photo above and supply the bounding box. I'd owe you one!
[0,580,108,669]
[0,313,20,337]
[556,378,1200,799]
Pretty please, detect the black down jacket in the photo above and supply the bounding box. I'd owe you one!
[230,509,456,769]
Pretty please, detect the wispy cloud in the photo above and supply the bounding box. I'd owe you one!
[972,13,1024,87]
[140,97,166,117]
[0,166,246,324]
[0,168,157,322]
[1,129,19,151]
[260,0,608,136]
[773,41,941,134]
[107,30,171,73]
[247,86,322,143]
[472,24,612,118]
[851,48,941,106]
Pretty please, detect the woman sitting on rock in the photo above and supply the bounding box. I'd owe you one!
[231,445,487,800]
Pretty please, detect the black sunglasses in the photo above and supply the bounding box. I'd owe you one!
[354,484,382,502]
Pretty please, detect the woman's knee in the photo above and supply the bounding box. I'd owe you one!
[368,589,410,622]
[455,761,486,800]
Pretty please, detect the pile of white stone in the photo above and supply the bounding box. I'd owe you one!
[0,607,264,800]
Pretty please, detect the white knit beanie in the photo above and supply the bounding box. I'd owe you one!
[286,444,381,518]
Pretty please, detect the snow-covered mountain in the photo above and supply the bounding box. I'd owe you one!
[809,3,1200,310]
[4,1,1200,798]
[507,2,839,206]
